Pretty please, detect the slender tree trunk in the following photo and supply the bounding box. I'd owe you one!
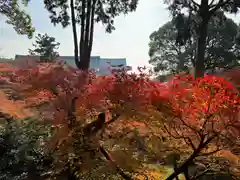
[70,0,79,68]
[194,0,209,78]
[177,46,185,72]
[81,0,91,70]
[79,0,86,70]
[87,0,96,59]
[78,0,96,71]
[194,20,208,78]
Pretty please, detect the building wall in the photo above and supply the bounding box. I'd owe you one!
[98,58,127,75]
[59,56,130,76]
[14,55,131,76]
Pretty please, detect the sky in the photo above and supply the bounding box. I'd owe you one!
[1,0,240,71]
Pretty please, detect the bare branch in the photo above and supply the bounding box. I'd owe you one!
[199,147,222,156]
[99,145,133,180]
[190,0,200,8]
[209,0,215,6]
[192,168,214,180]
[202,133,218,147]
[209,0,231,13]
[184,137,196,151]
[105,113,121,126]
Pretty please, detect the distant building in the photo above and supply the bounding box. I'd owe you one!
[59,56,132,76]
[15,55,132,76]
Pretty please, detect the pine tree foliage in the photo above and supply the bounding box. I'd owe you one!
[29,33,60,62]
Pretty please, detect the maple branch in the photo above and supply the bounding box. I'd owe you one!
[68,96,78,128]
[164,125,196,151]
[202,88,215,132]
[163,125,178,139]
[192,168,213,180]
[199,147,222,156]
[202,133,218,148]
[184,137,196,151]
[105,113,121,126]
[108,129,133,141]
[99,113,121,138]
[99,145,133,180]
[175,111,202,137]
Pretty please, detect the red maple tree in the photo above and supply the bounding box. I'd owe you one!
[1,62,239,179]
[159,74,240,179]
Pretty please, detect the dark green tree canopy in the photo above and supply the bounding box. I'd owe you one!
[149,12,240,76]
[29,33,60,62]
[44,0,138,32]
[0,0,35,38]
[164,0,240,77]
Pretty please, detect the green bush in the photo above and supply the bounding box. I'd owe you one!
[0,115,52,180]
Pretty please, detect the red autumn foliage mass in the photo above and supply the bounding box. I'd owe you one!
[1,62,240,143]
[154,73,240,179]
[0,62,240,179]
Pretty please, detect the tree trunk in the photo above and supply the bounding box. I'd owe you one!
[79,0,86,70]
[165,143,203,180]
[70,0,79,68]
[194,20,208,78]
[87,0,96,60]
[165,154,195,180]
[80,0,91,70]
[79,0,92,71]
[78,0,96,71]
[194,0,209,78]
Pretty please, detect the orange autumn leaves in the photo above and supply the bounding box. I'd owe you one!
[1,62,240,179]
[0,90,33,119]
[0,62,240,139]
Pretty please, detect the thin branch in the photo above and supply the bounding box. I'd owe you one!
[209,0,215,6]
[209,0,231,13]
[99,145,133,180]
[202,88,215,131]
[199,147,222,156]
[202,133,218,147]
[105,113,121,126]
[184,137,196,151]
[190,0,200,8]
[192,168,213,180]
[164,125,197,151]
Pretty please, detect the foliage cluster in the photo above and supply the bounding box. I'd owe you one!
[149,11,240,77]
[164,0,240,77]
[28,33,60,62]
[0,0,35,38]
[0,62,239,179]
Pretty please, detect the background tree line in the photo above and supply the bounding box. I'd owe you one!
[1,0,240,78]
[149,11,240,80]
